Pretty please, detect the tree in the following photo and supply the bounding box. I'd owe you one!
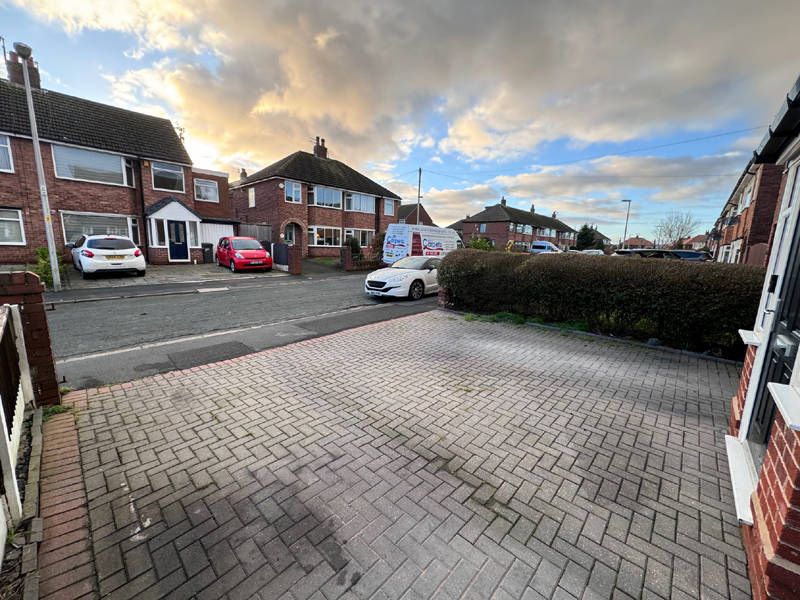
[576,224,596,250]
[653,211,699,248]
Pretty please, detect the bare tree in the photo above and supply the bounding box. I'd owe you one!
[653,211,700,248]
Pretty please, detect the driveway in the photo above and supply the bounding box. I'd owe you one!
[48,312,749,599]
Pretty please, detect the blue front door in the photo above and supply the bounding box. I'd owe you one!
[167,220,189,261]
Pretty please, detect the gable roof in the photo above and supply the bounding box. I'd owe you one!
[145,196,202,219]
[397,204,421,219]
[464,203,575,232]
[0,78,192,164]
[232,151,401,199]
[624,236,653,245]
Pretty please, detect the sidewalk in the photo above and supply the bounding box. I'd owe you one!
[37,311,749,599]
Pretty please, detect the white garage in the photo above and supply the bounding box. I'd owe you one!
[199,221,236,257]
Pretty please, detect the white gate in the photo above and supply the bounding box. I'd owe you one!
[0,304,36,564]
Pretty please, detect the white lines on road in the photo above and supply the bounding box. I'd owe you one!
[197,287,230,293]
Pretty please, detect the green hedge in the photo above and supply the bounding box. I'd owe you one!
[438,249,765,358]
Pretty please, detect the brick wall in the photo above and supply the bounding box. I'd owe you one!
[191,171,233,221]
[0,272,59,406]
[729,344,756,436]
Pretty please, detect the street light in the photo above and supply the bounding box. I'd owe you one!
[621,199,632,250]
[14,42,61,291]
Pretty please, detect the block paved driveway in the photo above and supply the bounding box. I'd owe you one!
[69,311,750,599]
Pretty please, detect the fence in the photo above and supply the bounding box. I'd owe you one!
[0,304,35,563]
[239,223,273,243]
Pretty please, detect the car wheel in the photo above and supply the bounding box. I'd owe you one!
[137,270,146,277]
[230,260,236,273]
[216,255,221,267]
[81,268,92,280]
[408,280,424,300]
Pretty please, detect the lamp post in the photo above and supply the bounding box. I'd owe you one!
[14,42,61,291]
[621,199,632,250]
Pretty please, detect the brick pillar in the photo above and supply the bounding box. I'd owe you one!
[342,247,353,271]
[287,245,302,275]
[0,272,60,406]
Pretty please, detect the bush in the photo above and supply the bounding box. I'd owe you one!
[347,236,362,257]
[32,247,65,289]
[466,237,494,251]
[438,249,764,358]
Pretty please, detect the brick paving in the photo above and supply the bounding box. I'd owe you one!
[52,311,748,599]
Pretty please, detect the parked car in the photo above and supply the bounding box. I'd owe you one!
[581,249,605,256]
[69,235,145,279]
[215,236,273,272]
[612,249,711,261]
[365,256,442,300]
[530,241,562,254]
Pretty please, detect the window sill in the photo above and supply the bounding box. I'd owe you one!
[309,204,342,210]
[284,200,303,204]
[0,169,14,174]
[767,382,800,431]
[55,175,133,188]
[739,329,761,347]
[153,188,185,194]
[0,241,26,246]
[345,209,376,214]
[724,435,756,525]
[195,199,220,204]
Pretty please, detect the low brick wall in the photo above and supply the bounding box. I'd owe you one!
[288,245,302,275]
[341,247,380,271]
[0,272,60,406]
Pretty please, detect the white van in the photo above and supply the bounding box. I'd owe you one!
[382,224,462,264]
[529,241,562,254]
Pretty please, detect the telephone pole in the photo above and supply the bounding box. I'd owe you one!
[415,168,422,224]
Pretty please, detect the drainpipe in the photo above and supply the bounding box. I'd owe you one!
[137,157,150,261]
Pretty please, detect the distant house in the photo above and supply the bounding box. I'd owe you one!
[0,49,235,265]
[622,236,654,249]
[682,234,709,250]
[447,218,465,238]
[461,198,576,250]
[591,227,612,247]
[398,203,436,226]
[230,138,401,257]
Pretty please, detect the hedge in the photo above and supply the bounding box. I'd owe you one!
[438,249,765,358]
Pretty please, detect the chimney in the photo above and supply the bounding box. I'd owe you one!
[239,168,248,179]
[530,204,535,214]
[5,49,41,89]
[552,211,557,218]
[313,136,328,158]
[500,196,507,206]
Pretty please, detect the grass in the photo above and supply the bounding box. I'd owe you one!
[58,386,73,395]
[307,257,339,267]
[463,312,589,332]
[42,404,72,422]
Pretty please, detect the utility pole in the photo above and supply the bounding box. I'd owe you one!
[15,42,61,291]
[621,199,632,250]
[415,168,422,224]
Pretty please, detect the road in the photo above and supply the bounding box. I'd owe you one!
[46,273,437,389]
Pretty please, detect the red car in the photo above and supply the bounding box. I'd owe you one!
[216,236,273,272]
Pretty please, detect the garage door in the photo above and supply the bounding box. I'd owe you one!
[198,223,234,256]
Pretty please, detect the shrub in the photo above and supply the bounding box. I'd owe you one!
[32,247,65,289]
[347,236,362,257]
[438,249,764,358]
[467,237,494,251]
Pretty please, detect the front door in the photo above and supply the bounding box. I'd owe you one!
[167,220,189,261]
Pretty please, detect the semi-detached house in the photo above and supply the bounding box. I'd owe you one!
[230,138,401,257]
[0,51,236,265]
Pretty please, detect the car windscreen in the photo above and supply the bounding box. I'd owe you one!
[392,257,429,269]
[86,238,135,250]
[231,239,264,250]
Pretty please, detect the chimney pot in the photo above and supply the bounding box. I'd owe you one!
[500,196,507,206]
[239,168,247,179]
[313,136,328,158]
[530,204,535,214]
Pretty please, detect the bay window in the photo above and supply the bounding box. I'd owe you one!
[53,144,132,186]
[152,161,185,192]
[0,208,25,245]
[285,180,302,203]
[61,211,138,245]
[194,178,219,203]
[0,135,12,173]
[345,193,375,213]
[307,226,341,247]
[309,186,342,209]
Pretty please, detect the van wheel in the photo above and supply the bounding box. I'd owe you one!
[409,280,424,300]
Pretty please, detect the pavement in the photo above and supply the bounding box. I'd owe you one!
[40,311,749,599]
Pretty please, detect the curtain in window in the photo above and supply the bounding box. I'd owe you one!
[53,145,125,185]
[62,213,129,244]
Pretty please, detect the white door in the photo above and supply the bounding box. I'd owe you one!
[199,223,234,257]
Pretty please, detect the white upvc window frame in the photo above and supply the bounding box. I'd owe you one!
[248,187,256,208]
[307,225,342,247]
[59,210,138,245]
[0,208,25,246]
[51,143,134,188]
[187,221,200,248]
[194,178,220,203]
[150,218,167,247]
[344,228,375,247]
[344,192,375,213]
[151,160,185,193]
[0,134,14,173]
[384,198,395,216]
[309,185,342,209]
[285,180,302,204]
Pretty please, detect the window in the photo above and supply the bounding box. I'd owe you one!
[307,226,341,247]
[248,187,256,208]
[524,225,532,235]
[188,222,199,247]
[61,211,137,244]
[508,223,515,232]
[740,187,752,213]
[0,135,12,173]
[87,238,135,250]
[130,217,140,245]
[479,223,486,233]
[399,218,406,224]
[151,161,185,192]
[285,181,302,203]
[345,192,375,213]
[384,199,395,216]
[194,178,219,203]
[309,186,342,208]
[516,224,524,233]
[0,209,25,245]
[152,219,166,246]
[53,145,132,186]
[345,228,374,247]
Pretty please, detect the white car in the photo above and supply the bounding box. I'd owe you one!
[530,241,562,254]
[70,234,146,279]
[365,256,441,300]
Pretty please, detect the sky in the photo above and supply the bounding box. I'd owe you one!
[1,0,799,241]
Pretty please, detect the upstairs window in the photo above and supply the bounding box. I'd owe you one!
[194,178,219,203]
[248,187,256,208]
[384,199,395,216]
[151,161,185,192]
[285,180,302,203]
[309,186,342,208]
[53,144,132,186]
[0,209,24,245]
[479,223,486,233]
[0,135,12,172]
[345,193,375,213]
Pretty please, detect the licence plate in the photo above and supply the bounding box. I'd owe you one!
[107,255,125,260]
[367,290,381,296]
[250,260,263,265]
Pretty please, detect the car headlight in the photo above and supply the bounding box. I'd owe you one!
[265,252,271,258]
[235,252,244,259]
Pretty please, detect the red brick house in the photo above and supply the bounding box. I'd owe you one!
[398,203,436,226]
[622,235,654,249]
[725,73,800,600]
[461,198,576,250]
[230,138,401,257]
[713,161,784,266]
[0,50,236,266]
